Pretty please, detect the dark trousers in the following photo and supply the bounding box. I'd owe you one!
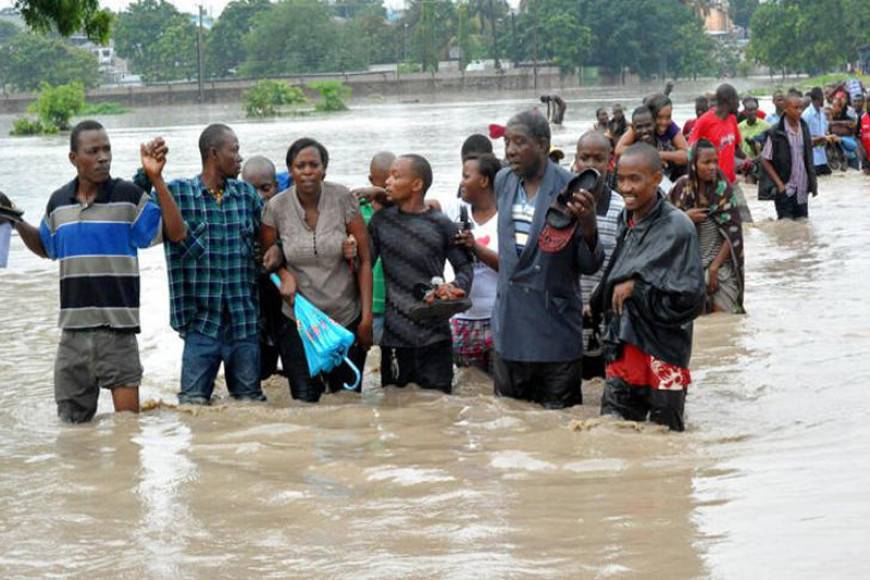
[600,377,686,432]
[259,274,285,381]
[277,315,366,403]
[814,164,832,176]
[493,353,583,409]
[380,341,454,394]
[774,192,809,220]
[582,354,606,380]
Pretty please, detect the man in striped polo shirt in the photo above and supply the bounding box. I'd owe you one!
[12,120,186,423]
[574,131,625,381]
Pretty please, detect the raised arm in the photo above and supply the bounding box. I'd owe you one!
[140,138,186,243]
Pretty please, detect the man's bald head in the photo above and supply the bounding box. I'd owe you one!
[369,151,396,188]
[242,155,278,200]
[577,130,613,153]
[242,155,275,180]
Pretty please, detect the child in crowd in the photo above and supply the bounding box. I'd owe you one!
[369,155,474,393]
[346,151,395,346]
[452,153,500,374]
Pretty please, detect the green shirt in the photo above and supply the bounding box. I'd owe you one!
[738,119,771,158]
[360,202,385,315]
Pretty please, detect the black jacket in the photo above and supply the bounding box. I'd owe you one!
[591,192,705,368]
[762,117,818,198]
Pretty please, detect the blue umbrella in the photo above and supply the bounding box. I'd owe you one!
[270,274,361,390]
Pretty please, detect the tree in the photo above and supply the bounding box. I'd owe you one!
[843,0,870,64]
[114,0,199,82]
[0,21,20,45]
[348,3,400,65]
[0,32,99,92]
[729,0,759,29]
[747,0,843,75]
[242,79,307,116]
[308,80,352,111]
[403,0,457,72]
[13,0,112,43]
[205,0,271,77]
[536,0,591,76]
[30,82,86,130]
[670,20,717,80]
[243,0,368,76]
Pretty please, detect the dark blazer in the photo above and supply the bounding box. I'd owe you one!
[492,161,604,362]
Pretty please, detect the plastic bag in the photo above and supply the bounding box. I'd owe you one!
[270,274,361,390]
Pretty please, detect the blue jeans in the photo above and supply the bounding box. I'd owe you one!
[180,330,265,405]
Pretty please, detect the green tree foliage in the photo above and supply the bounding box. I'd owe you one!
[205,0,271,77]
[329,0,383,19]
[348,4,400,65]
[243,79,307,116]
[30,82,86,130]
[0,21,20,44]
[535,0,591,76]
[11,81,86,135]
[242,0,367,76]
[729,0,759,29]
[308,80,352,111]
[747,0,846,74]
[0,32,99,92]
[114,0,199,82]
[670,19,718,80]
[404,0,457,72]
[13,0,113,43]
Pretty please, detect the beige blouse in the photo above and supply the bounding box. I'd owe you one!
[263,181,361,326]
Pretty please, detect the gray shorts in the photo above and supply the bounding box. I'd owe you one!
[54,328,143,423]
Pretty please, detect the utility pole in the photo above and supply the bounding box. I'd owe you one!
[196,5,205,104]
[532,0,538,90]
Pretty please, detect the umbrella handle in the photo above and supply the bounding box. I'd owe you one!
[341,357,361,391]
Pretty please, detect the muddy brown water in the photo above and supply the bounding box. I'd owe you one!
[1,83,868,578]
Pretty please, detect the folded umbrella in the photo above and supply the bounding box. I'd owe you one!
[270,274,361,390]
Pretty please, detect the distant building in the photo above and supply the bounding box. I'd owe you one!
[69,34,130,84]
[687,0,734,36]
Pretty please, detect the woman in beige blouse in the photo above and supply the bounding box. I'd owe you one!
[262,138,373,402]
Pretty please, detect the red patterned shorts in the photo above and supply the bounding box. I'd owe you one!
[450,317,494,374]
[606,343,692,391]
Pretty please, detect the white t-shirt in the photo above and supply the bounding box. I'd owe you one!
[456,207,499,320]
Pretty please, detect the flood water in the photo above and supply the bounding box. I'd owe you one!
[1,82,868,578]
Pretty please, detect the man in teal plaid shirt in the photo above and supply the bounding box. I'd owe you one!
[136,124,266,405]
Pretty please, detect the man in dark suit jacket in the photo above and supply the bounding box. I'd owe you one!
[491,110,604,409]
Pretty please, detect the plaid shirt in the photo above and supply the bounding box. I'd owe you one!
[135,171,263,340]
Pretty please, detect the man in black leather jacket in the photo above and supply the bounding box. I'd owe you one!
[592,144,705,431]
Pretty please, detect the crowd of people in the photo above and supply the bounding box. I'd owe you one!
[1,79,866,432]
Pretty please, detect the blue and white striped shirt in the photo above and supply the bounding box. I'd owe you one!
[39,177,162,331]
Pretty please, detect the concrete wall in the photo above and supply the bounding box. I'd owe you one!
[1,68,590,115]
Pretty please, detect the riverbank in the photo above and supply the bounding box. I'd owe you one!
[0,67,599,115]
[748,72,869,96]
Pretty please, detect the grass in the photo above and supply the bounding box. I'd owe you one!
[80,102,133,115]
[749,73,870,96]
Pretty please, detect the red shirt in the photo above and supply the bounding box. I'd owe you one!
[682,118,698,137]
[689,109,742,183]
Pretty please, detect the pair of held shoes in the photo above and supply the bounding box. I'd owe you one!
[408,278,471,323]
[0,192,24,224]
[539,168,600,253]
